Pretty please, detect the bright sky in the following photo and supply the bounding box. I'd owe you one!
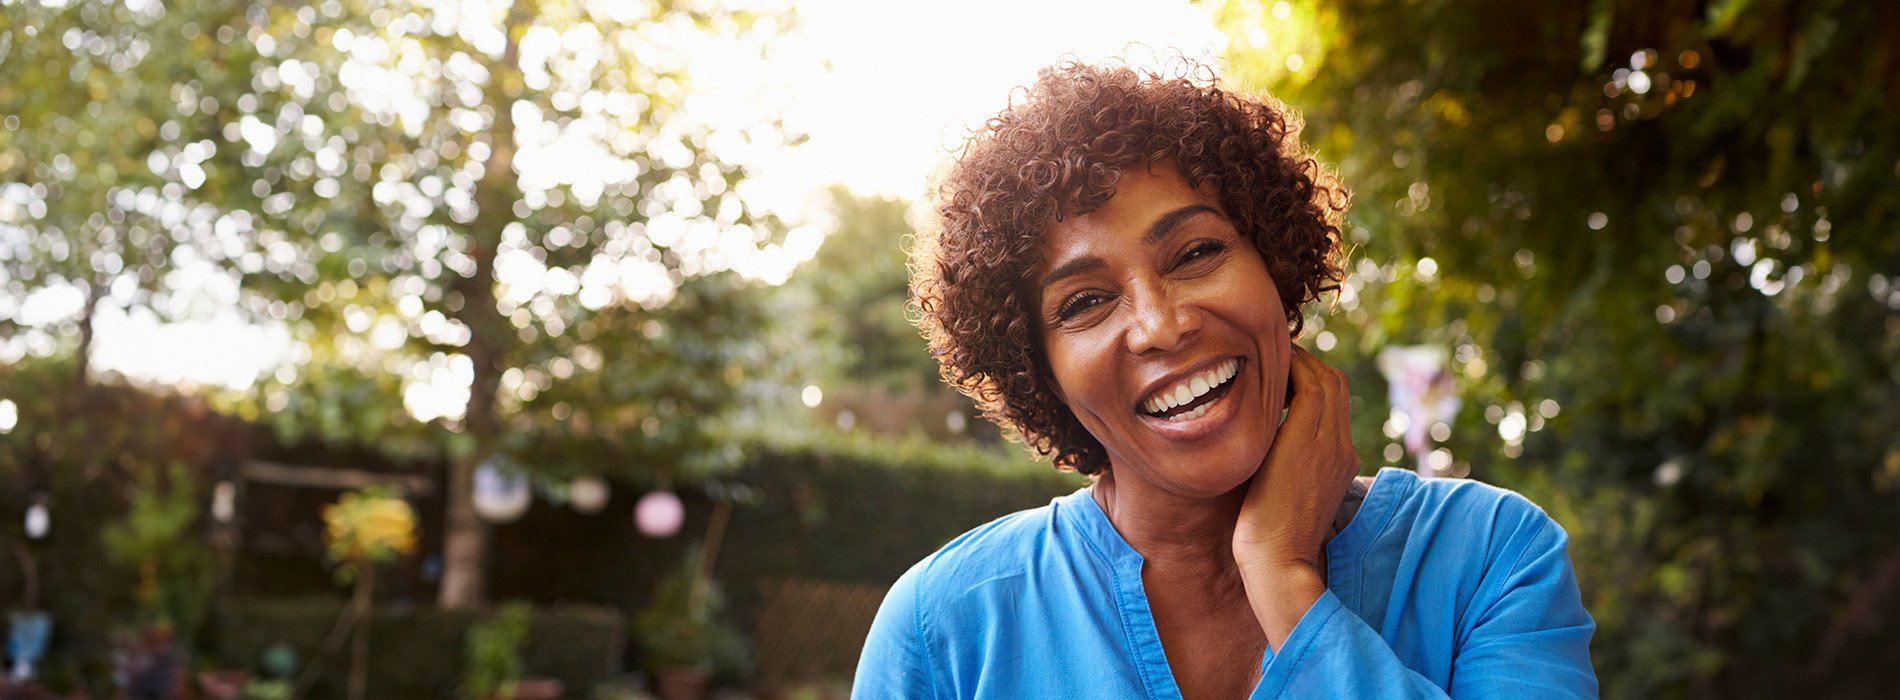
[782,0,1227,198]
[6,0,1229,413]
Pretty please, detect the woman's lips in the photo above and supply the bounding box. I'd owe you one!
[1140,357,1241,417]
[1153,379,1235,422]
[1136,357,1247,440]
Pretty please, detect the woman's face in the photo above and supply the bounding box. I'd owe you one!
[1033,164,1292,497]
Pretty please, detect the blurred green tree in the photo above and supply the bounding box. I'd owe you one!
[797,186,937,392]
[782,187,1001,443]
[1209,0,1900,695]
[202,0,808,609]
[0,3,252,676]
[3,0,811,609]
[0,0,205,391]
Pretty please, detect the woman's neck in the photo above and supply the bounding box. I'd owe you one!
[1089,468,1247,576]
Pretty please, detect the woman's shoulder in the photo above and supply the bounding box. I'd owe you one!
[1373,468,1557,529]
[1335,469,1583,641]
[1349,468,1570,570]
[859,490,1148,698]
[901,490,1090,589]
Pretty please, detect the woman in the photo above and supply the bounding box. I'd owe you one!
[853,59,1596,699]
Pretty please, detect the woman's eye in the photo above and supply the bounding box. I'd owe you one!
[1176,240,1228,268]
[1056,293,1106,321]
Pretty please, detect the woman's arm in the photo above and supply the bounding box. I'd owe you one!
[853,565,939,700]
[1231,346,1360,651]
[1249,514,1597,699]
[1231,347,1596,698]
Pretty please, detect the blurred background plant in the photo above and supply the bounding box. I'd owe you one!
[633,552,750,700]
[99,462,212,622]
[295,487,415,700]
[460,600,529,700]
[319,487,417,586]
[98,461,213,697]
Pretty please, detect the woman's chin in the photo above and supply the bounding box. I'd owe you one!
[1106,440,1270,501]
[1102,368,1281,499]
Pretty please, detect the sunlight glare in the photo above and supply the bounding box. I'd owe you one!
[59,0,1227,398]
[785,0,1226,199]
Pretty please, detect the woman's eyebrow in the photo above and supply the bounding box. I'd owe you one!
[1040,257,1106,294]
[1040,205,1224,294]
[1143,204,1222,245]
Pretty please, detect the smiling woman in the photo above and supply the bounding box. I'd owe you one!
[853,58,1598,699]
[1034,166,1294,505]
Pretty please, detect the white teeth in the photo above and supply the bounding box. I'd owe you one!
[1143,358,1241,417]
[1162,400,1215,422]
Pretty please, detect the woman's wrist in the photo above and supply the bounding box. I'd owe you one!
[1238,560,1327,652]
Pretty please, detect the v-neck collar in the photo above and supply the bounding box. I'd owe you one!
[1056,468,1409,699]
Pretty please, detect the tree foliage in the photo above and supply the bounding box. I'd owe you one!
[795,186,939,392]
[775,187,1008,444]
[0,0,238,385]
[3,0,813,607]
[1209,0,1900,695]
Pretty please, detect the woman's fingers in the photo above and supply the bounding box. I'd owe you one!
[1280,345,1324,432]
[1284,346,1349,437]
[1292,345,1360,474]
[1237,344,1360,564]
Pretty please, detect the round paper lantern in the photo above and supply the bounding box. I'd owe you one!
[569,476,610,515]
[212,481,237,523]
[634,491,684,538]
[472,460,532,524]
[24,502,48,540]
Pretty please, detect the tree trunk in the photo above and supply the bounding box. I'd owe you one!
[74,278,104,394]
[348,567,374,700]
[437,0,532,611]
[437,456,488,609]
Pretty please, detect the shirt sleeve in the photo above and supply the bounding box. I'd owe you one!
[852,564,938,700]
[1251,516,1598,699]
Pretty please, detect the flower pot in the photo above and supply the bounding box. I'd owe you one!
[510,678,564,700]
[6,610,52,682]
[653,666,709,700]
[197,669,250,700]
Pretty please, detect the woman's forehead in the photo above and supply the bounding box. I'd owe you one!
[1038,166,1226,254]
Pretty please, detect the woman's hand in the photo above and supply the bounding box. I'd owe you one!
[1232,345,1362,650]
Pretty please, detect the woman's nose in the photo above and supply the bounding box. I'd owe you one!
[1126,281,1199,354]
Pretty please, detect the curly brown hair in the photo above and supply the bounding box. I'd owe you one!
[910,57,1349,475]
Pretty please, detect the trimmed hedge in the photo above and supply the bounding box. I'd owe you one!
[210,599,622,700]
[721,428,1086,586]
[483,428,1084,683]
[220,428,1082,691]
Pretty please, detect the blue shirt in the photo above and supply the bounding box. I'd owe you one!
[852,468,1597,699]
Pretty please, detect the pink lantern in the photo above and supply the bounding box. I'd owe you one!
[634,491,684,538]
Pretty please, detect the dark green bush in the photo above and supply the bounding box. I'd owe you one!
[211,599,621,700]
[462,601,532,699]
